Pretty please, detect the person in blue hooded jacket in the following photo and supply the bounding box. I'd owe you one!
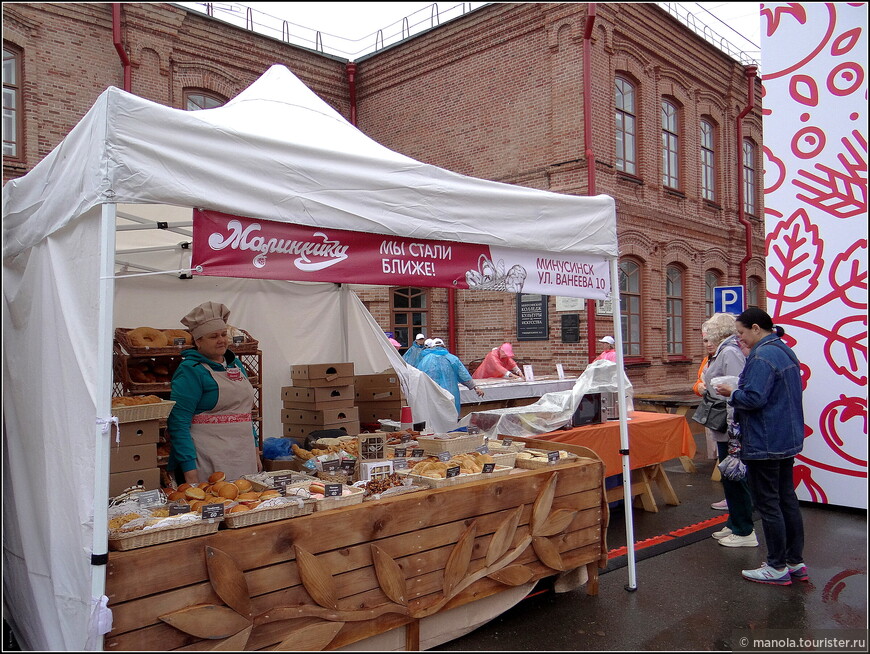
[402,333,427,367]
[715,308,807,587]
[416,338,484,418]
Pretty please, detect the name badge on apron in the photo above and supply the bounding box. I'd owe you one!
[226,367,242,381]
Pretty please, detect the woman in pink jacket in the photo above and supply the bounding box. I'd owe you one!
[472,342,524,380]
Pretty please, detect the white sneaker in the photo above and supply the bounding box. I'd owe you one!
[711,499,728,510]
[712,526,733,540]
[718,532,759,548]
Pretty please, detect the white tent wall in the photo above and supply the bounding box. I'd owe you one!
[3,209,105,650]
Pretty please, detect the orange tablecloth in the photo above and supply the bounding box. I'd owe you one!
[528,411,696,477]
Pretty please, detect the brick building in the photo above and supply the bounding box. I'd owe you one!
[2,2,765,394]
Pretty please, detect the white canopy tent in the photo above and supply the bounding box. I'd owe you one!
[2,64,634,650]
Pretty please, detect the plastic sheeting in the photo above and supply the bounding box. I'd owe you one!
[467,360,634,439]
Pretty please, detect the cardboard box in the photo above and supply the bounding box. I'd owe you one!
[118,419,160,446]
[281,385,355,409]
[356,403,403,422]
[281,406,360,426]
[109,468,161,497]
[354,371,401,392]
[110,444,158,473]
[263,457,307,472]
[355,387,404,402]
[291,363,355,388]
[282,421,361,440]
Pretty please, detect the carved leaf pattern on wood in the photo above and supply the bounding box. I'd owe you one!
[487,564,534,586]
[159,604,252,639]
[443,521,478,596]
[371,544,407,605]
[295,545,338,609]
[533,536,566,571]
[531,472,558,535]
[272,620,345,651]
[206,625,252,650]
[486,505,523,566]
[206,546,252,618]
[535,508,578,537]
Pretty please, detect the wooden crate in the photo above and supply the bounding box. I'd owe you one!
[104,458,608,652]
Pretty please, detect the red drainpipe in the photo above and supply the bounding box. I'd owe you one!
[112,3,131,92]
[736,65,758,287]
[345,63,358,125]
[583,4,598,363]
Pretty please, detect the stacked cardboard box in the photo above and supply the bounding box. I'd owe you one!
[282,363,359,439]
[110,420,161,496]
[355,370,406,423]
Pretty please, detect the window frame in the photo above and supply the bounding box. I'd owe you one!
[661,99,680,189]
[747,276,762,310]
[665,265,685,355]
[618,259,642,357]
[390,287,429,353]
[615,76,637,176]
[700,119,716,201]
[183,88,226,111]
[743,139,757,216]
[3,43,23,162]
[704,270,721,318]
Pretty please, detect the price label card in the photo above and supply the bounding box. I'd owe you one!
[475,444,489,454]
[136,490,163,507]
[169,502,191,515]
[412,448,425,458]
[393,457,408,470]
[394,447,407,457]
[322,459,340,472]
[547,450,560,464]
[445,465,461,478]
[273,473,294,488]
[324,483,343,497]
[482,462,496,473]
[400,433,412,443]
[502,438,513,447]
[437,451,451,462]
[202,503,225,522]
[340,459,357,474]
[233,335,244,345]
[275,480,289,496]
[173,337,187,347]
[523,365,535,381]
[556,363,565,380]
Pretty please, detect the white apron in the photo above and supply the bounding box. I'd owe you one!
[190,362,258,480]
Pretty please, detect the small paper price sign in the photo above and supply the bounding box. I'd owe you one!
[275,480,289,496]
[400,433,412,443]
[233,335,244,345]
[169,502,191,515]
[475,444,489,454]
[173,337,187,347]
[437,451,451,462]
[502,438,513,447]
[482,462,496,473]
[273,473,294,488]
[324,483,343,497]
[136,490,163,507]
[322,459,340,472]
[393,457,408,470]
[547,450,560,464]
[394,447,407,458]
[340,459,357,474]
[202,503,225,522]
[445,465,461,478]
[411,448,425,458]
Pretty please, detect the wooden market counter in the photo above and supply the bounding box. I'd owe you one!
[104,456,608,651]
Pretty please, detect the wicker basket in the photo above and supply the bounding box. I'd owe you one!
[416,433,485,455]
[222,498,315,528]
[486,439,527,452]
[243,471,317,493]
[115,327,259,356]
[490,451,517,468]
[112,400,176,423]
[287,481,365,511]
[513,450,579,470]
[108,519,219,551]
[361,483,427,501]
[397,465,512,488]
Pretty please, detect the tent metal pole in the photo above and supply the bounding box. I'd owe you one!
[91,202,116,649]
[338,284,349,362]
[609,257,638,590]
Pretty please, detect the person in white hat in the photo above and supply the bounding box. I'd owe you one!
[416,338,484,419]
[167,301,261,485]
[402,332,427,367]
[594,335,617,362]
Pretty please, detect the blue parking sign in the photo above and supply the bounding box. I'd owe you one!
[714,286,744,315]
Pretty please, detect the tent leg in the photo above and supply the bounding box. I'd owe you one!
[608,257,637,591]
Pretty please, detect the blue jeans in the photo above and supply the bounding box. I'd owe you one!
[745,458,805,569]
[717,441,755,536]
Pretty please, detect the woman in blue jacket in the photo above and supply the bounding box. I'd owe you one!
[716,308,807,586]
[417,339,484,419]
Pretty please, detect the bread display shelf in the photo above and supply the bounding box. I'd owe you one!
[287,481,365,510]
[112,400,176,423]
[397,464,513,488]
[243,470,317,493]
[115,327,260,356]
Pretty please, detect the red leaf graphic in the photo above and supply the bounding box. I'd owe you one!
[824,314,868,386]
[819,395,867,467]
[766,208,824,302]
[828,240,869,309]
[793,131,868,219]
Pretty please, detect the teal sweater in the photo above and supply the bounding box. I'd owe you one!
[167,348,256,473]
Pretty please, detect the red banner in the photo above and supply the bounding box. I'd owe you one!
[192,209,610,299]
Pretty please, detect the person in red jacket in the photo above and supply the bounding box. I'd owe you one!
[472,342,524,380]
[594,336,618,362]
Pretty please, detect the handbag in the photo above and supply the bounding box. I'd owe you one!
[692,390,728,432]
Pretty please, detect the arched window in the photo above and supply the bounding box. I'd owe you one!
[747,276,762,309]
[705,270,721,318]
[619,259,642,356]
[183,89,226,111]
[666,265,684,354]
[700,119,716,201]
[3,44,22,160]
[391,287,429,352]
[662,99,679,189]
[615,76,637,175]
[743,139,757,215]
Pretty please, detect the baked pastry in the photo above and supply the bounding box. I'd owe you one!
[163,329,192,346]
[127,327,169,348]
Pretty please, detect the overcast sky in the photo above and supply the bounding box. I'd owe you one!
[177,2,762,63]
